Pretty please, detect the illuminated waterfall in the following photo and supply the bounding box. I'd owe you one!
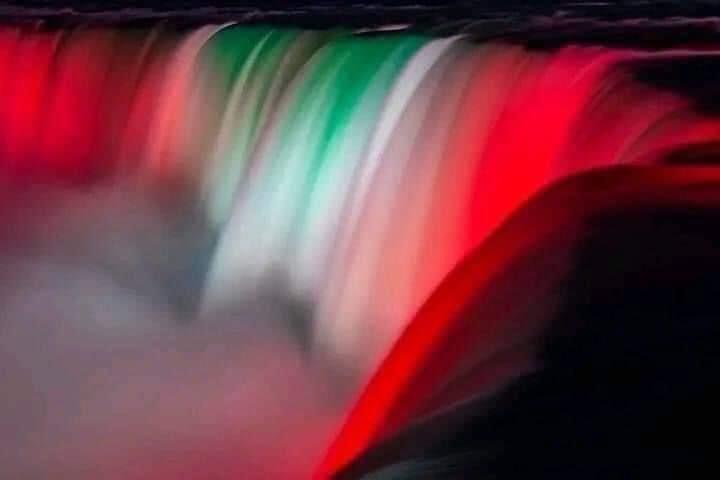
[1,24,719,375]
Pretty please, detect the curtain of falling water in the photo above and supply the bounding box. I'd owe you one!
[1,24,720,380]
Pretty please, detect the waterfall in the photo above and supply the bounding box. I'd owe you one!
[1,23,719,377]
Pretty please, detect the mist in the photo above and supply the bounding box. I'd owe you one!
[0,179,344,479]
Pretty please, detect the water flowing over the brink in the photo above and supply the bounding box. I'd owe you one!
[2,23,720,377]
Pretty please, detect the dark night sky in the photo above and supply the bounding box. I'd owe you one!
[4,1,720,43]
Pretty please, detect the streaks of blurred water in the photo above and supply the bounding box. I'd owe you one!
[1,23,720,378]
